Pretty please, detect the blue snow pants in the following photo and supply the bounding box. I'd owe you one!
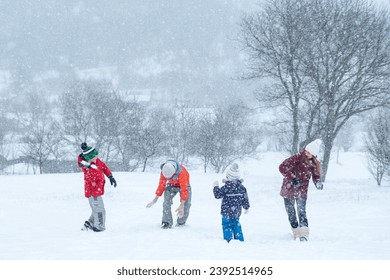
[222,216,244,241]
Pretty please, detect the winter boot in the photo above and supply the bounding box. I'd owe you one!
[175,222,185,227]
[292,227,300,240]
[299,226,309,241]
[81,221,93,231]
[161,222,171,229]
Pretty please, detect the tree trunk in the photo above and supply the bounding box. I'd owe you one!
[321,127,335,182]
[292,106,300,154]
[39,161,43,174]
[142,157,148,172]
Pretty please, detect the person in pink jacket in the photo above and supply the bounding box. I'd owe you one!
[78,142,117,232]
[279,139,323,241]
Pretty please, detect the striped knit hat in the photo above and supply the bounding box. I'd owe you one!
[226,163,240,180]
[81,142,99,161]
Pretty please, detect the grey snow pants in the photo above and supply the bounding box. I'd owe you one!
[87,196,106,231]
[283,198,308,228]
[162,185,192,227]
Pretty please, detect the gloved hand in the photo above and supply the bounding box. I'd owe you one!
[315,181,323,190]
[213,180,219,187]
[146,196,158,208]
[292,177,300,188]
[80,160,91,169]
[175,202,185,218]
[108,175,117,187]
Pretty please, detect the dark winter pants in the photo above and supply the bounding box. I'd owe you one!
[222,216,244,241]
[162,185,192,227]
[283,198,308,228]
[87,196,106,231]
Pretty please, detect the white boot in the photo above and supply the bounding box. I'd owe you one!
[299,226,309,241]
[292,227,300,240]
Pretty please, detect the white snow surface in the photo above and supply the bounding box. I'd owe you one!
[0,152,389,260]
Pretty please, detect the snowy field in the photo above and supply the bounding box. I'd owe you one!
[0,151,389,261]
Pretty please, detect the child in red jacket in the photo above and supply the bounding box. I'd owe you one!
[78,142,117,232]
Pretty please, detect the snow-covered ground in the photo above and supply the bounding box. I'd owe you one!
[1,151,389,261]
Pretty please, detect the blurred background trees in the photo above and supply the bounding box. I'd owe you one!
[0,0,388,183]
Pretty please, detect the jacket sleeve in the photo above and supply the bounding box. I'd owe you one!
[279,154,298,181]
[178,168,190,201]
[242,186,250,210]
[77,155,86,169]
[155,173,167,197]
[213,185,225,199]
[98,160,113,178]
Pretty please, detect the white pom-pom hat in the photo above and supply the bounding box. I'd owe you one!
[305,139,322,157]
[226,163,240,180]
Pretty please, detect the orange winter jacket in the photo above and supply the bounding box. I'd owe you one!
[155,165,190,201]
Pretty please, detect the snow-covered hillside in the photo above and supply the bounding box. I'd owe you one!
[1,152,389,261]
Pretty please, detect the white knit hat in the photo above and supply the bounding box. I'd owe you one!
[161,161,178,179]
[305,139,322,157]
[226,163,240,180]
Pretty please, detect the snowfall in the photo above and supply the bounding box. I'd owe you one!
[0,151,389,279]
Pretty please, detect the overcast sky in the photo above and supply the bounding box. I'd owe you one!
[0,0,388,102]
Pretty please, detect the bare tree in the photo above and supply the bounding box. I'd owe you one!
[199,104,261,173]
[365,109,390,186]
[193,110,216,173]
[135,108,167,172]
[59,81,93,147]
[112,98,144,171]
[240,0,312,154]
[20,91,58,174]
[302,0,390,179]
[0,101,11,173]
[240,0,390,180]
[86,83,122,161]
[334,120,356,153]
[59,79,122,163]
[334,119,357,163]
[162,104,199,166]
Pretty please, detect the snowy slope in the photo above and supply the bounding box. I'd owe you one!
[0,152,389,260]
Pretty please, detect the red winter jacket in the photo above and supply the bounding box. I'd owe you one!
[155,165,190,201]
[78,156,112,198]
[279,151,321,199]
